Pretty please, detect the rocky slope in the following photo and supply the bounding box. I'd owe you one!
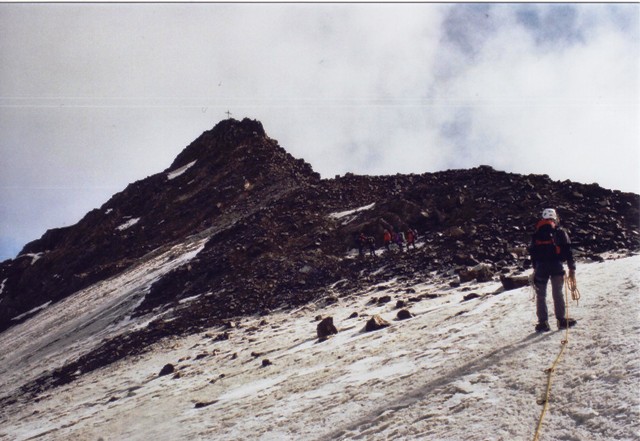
[0,118,318,332]
[0,118,638,395]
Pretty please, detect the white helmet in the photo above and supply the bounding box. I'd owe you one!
[541,208,558,221]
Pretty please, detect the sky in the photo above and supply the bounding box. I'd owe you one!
[1,3,638,261]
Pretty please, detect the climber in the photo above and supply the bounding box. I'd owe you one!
[358,232,376,257]
[394,230,405,252]
[357,232,367,257]
[383,229,392,251]
[528,208,577,332]
[405,228,417,249]
[366,235,377,257]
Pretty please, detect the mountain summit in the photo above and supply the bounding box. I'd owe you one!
[0,118,638,379]
[167,117,318,184]
[0,118,318,332]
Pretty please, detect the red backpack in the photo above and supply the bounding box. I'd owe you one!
[531,219,561,261]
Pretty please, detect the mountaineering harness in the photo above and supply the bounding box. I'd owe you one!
[531,219,562,261]
[532,271,581,441]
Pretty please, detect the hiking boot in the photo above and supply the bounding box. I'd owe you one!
[535,321,551,333]
[557,318,577,329]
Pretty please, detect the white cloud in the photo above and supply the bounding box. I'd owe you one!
[0,3,638,259]
[431,4,639,191]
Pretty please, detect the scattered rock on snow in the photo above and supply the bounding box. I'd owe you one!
[158,364,175,377]
[396,309,413,320]
[500,274,530,291]
[214,331,230,342]
[194,400,216,409]
[420,293,439,300]
[458,264,493,283]
[325,295,339,305]
[316,316,338,341]
[365,314,391,332]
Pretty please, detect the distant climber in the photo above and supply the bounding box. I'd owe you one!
[358,232,376,257]
[394,230,405,252]
[528,208,577,332]
[405,228,417,249]
[356,233,365,257]
[383,229,392,251]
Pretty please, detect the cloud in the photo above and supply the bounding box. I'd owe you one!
[0,3,638,259]
[432,4,639,191]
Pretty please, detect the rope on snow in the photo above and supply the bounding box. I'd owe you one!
[532,272,581,441]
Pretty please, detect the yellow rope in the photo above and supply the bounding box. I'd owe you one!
[532,272,580,441]
[532,322,569,440]
[565,271,581,305]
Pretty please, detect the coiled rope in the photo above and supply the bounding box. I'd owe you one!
[532,271,581,441]
[565,271,581,305]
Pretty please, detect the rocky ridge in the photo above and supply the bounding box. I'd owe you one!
[0,118,318,332]
[0,118,638,396]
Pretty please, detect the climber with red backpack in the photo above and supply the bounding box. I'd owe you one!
[529,208,577,332]
[383,229,392,251]
[405,228,417,249]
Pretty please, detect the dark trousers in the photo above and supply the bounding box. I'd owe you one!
[533,261,566,324]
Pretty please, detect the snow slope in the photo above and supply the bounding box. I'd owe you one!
[0,236,207,403]
[0,254,638,441]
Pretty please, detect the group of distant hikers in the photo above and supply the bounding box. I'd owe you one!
[354,207,578,333]
[356,227,418,258]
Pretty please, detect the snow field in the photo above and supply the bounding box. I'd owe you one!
[0,236,208,405]
[0,255,638,441]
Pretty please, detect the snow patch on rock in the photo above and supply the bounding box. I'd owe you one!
[167,160,197,180]
[116,217,140,231]
[329,202,376,225]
